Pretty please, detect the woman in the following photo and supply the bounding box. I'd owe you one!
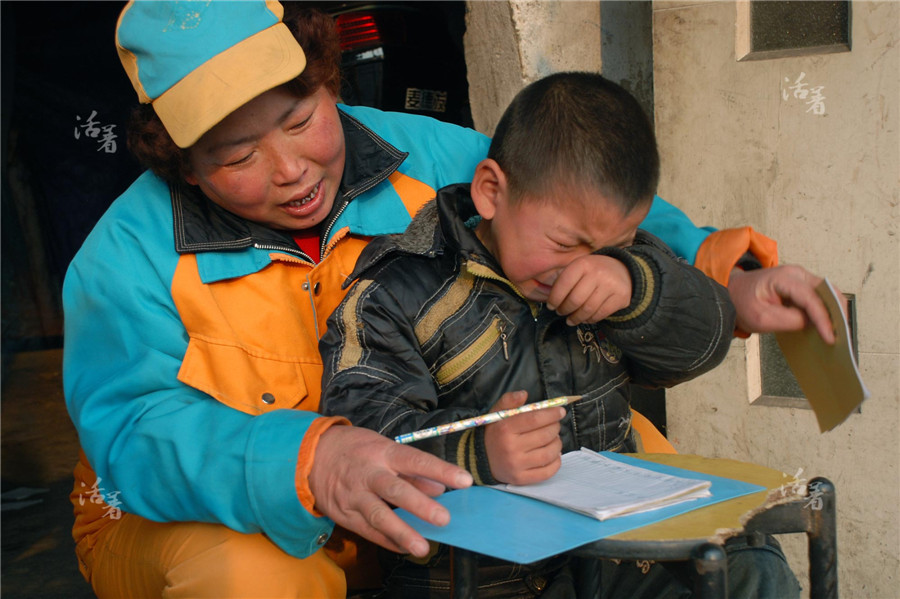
[64,2,832,597]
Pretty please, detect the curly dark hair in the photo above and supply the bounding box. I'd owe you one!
[127,6,342,183]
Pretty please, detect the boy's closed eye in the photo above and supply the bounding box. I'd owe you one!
[553,240,578,250]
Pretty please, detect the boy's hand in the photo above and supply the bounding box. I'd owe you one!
[546,254,632,326]
[483,390,564,485]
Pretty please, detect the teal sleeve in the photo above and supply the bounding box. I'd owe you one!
[638,195,715,265]
[340,104,491,188]
[344,106,708,265]
[62,178,332,558]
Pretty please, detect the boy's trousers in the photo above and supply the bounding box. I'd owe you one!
[381,534,800,599]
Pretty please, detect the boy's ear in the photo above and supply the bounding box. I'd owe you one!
[471,158,507,220]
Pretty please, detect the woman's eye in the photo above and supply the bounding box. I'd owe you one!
[223,153,253,167]
[290,116,312,131]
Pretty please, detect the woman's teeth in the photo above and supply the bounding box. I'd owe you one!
[288,183,319,207]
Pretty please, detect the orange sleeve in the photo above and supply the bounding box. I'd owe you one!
[694,226,779,288]
[295,416,351,514]
[695,227,779,338]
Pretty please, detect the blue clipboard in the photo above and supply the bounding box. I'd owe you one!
[394,452,766,564]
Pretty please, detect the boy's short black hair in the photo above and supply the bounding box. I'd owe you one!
[488,72,659,214]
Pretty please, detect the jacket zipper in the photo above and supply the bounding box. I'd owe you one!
[319,150,401,258]
[319,199,350,259]
[435,315,508,385]
[252,242,314,264]
[497,320,509,360]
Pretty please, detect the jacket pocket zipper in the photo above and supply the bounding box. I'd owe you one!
[435,316,509,386]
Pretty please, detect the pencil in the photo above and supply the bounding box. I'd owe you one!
[393,395,582,444]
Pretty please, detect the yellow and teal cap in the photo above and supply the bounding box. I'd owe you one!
[116,0,307,148]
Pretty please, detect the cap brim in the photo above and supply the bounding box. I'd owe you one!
[153,23,306,148]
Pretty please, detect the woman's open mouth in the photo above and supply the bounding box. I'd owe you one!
[282,182,322,217]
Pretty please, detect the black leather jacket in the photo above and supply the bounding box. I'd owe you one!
[321,184,736,484]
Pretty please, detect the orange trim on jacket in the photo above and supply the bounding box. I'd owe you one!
[694,226,779,288]
[695,227,779,339]
[295,416,350,514]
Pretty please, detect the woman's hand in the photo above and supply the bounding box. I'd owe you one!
[728,265,844,343]
[308,425,472,557]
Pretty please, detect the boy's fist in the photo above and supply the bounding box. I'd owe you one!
[483,390,564,485]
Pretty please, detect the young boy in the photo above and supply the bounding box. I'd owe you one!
[320,73,793,597]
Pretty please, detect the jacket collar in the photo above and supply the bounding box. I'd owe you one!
[345,184,503,286]
[172,109,407,255]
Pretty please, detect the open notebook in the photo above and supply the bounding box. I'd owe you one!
[493,448,711,521]
[395,452,765,564]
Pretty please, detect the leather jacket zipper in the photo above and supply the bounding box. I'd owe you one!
[497,320,509,360]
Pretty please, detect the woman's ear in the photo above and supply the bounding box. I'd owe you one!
[183,169,198,186]
[470,158,507,221]
[181,151,199,186]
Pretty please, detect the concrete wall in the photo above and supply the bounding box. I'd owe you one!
[464,1,899,596]
[653,2,898,596]
[464,1,602,134]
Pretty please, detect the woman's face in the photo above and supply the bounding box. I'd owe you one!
[185,85,345,231]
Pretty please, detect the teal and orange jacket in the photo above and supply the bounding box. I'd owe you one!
[63,104,776,566]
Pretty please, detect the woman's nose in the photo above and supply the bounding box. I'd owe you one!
[270,138,306,185]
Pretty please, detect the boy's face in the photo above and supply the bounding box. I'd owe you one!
[472,161,648,303]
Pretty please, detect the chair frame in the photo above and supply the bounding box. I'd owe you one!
[450,477,837,599]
